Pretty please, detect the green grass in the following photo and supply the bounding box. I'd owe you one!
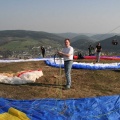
[0,38,40,50]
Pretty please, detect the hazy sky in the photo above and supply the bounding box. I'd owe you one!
[0,0,120,33]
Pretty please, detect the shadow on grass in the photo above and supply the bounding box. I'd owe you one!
[0,82,65,89]
[28,82,65,88]
[112,70,120,72]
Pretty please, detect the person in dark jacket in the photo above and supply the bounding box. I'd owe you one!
[95,43,102,62]
[88,45,92,56]
[41,46,45,58]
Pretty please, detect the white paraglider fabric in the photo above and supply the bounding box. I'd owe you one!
[0,70,43,84]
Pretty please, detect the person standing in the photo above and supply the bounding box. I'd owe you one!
[95,43,102,62]
[41,46,45,58]
[88,45,92,56]
[58,39,74,89]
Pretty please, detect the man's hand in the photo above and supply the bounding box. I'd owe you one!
[58,51,62,55]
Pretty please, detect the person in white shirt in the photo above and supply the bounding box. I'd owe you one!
[58,39,74,89]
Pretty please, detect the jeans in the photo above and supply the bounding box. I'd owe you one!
[96,52,101,62]
[64,60,73,87]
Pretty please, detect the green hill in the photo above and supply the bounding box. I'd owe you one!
[71,35,95,50]
[0,30,64,51]
[0,30,120,57]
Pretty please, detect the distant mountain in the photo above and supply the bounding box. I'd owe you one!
[71,34,120,53]
[96,35,120,52]
[0,30,120,55]
[71,35,96,42]
[0,30,64,43]
[55,32,80,39]
[56,32,96,39]
[0,30,64,51]
[71,35,95,50]
[91,33,117,41]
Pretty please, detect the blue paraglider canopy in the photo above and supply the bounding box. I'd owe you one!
[0,95,120,120]
[45,59,120,70]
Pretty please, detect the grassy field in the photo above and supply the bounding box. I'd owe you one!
[0,59,120,100]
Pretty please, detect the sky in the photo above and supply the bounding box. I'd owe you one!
[0,0,120,33]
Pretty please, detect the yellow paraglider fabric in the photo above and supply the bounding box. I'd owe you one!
[0,107,30,120]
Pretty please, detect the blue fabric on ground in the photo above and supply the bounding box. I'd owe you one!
[45,60,120,70]
[0,95,120,120]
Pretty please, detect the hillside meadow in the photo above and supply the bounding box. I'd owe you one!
[0,59,120,100]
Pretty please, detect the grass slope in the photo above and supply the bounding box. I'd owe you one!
[0,59,120,100]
